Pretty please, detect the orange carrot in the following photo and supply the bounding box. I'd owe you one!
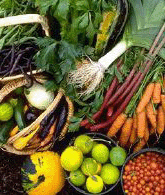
[134,119,149,152]
[152,82,161,104]
[157,106,165,135]
[137,110,146,138]
[133,139,146,152]
[107,113,127,137]
[163,75,165,90]
[144,120,150,143]
[150,127,156,135]
[136,83,155,113]
[129,114,137,144]
[40,120,57,147]
[146,101,157,129]
[119,117,133,147]
[161,94,165,112]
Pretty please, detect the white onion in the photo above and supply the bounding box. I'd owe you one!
[24,82,54,110]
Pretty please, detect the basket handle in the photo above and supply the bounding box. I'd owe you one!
[0,14,50,36]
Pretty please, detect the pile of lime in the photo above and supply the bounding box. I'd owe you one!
[60,134,127,194]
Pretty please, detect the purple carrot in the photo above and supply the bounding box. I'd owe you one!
[111,71,142,107]
[107,59,141,106]
[80,59,123,127]
[80,76,119,126]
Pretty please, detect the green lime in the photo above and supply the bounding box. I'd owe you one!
[61,146,83,171]
[92,143,109,163]
[74,134,93,154]
[109,146,127,166]
[100,163,120,184]
[0,103,13,121]
[86,175,104,194]
[81,158,98,176]
[70,169,86,186]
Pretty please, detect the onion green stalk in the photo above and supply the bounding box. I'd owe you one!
[68,0,165,96]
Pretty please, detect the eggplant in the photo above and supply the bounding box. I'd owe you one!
[53,103,68,140]
[38,96,66,139]
[40,95,65,128]
[39,114,56,139]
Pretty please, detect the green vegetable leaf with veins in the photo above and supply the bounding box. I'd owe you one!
[123,0,165,59]
[35,0,59,15]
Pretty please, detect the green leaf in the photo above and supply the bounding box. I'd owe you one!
[128,0,145,29]
[0,0,13,10]
[93,12,103,28]
[114,66,124,83]
[78,13,89,29]
[86,13,96,45]
[58,41,82,67]
[143,0,165,28]
[35,0,58,15]
[53,0,70,20]
[125,0,165,59]
[59,59,72,75]
[34,38,58,71]
[75,0,90,11]
[68,117,82,132]
[44,80,58,92]
[128,0,165,30]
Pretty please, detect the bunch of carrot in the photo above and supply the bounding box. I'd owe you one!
[80,24,165,151]
[81,24,165,130]
[107,79,165,152]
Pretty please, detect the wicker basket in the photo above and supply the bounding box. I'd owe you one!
[0,76,74,155]
[0,14,50,82]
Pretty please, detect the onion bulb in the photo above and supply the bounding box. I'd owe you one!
[24,82,54,110]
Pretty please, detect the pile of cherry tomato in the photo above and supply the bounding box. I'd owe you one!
[122,151,165,195]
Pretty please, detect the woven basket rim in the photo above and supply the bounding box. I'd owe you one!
[0,77,64,155]
[0,14,49,82]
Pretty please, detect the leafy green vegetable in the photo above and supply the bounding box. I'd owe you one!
[125,0,165,59]
[34,37,82,83]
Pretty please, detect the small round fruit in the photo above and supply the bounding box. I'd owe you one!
[81,158,98,176]
[70,169,86,186]
[100,163,120,185]
[109,146,127,166]
[74,134,93,154]
[86,175,104,194]
[0,103,13,121]
[61,146,83,171]
[92,143,109,163]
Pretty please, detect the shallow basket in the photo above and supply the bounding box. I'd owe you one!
[0,14,50,82]
[0,76,73,155]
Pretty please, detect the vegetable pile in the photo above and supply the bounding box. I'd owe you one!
[80,47,165,151]
[0,0,165,194]
[122,151,165,195]
[0,43,38,79]
[0,0,41,48]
